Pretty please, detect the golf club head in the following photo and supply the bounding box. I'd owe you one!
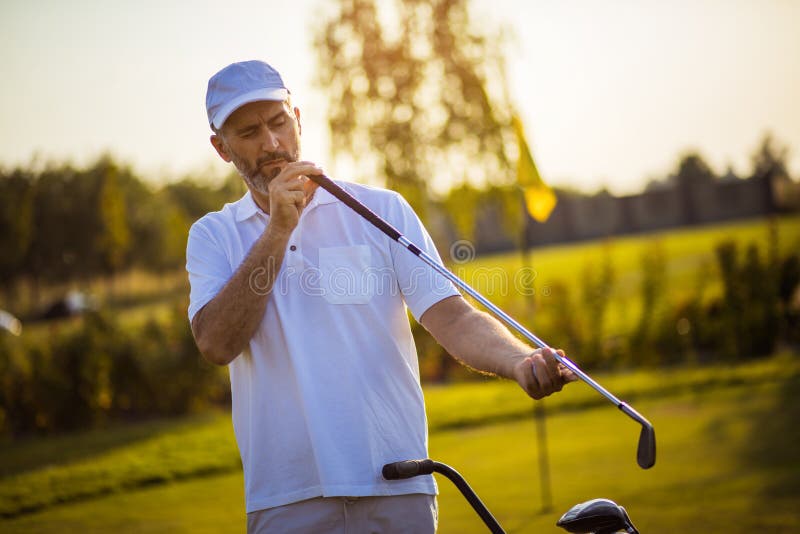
[619,403,656,469]
[637,422,656,469]
[557,498,638,534]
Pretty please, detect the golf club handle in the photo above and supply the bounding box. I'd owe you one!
[309,174,409,246]
[383,460,505,534]
[382,459,435,480]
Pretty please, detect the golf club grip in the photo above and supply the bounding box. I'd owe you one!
[309,174,406,244]
[382,459,435,480]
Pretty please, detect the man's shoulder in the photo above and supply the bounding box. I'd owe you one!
[189,193,250,236]
[194,194,248,226]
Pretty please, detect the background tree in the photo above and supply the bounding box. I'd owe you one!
[0,169,35,294]
[314,0,516,232]
[751,132,790,182]
[674,152,716,225]
[95,158,131,279]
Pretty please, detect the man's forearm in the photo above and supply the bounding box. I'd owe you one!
[192,225,290,365]
[422,296,575,399]
[424,298,531,379]
[450,310,532,378]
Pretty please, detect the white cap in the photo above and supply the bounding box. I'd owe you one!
[206,60,289,130]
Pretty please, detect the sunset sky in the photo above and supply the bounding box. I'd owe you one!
[2,0,798,194]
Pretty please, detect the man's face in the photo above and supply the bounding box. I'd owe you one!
[211,100,302,195]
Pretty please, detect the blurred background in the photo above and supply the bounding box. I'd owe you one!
[1,0,799,532]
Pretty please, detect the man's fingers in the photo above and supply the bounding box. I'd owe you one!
[521,356,543,400]
[272,161,323,185]
[556,349,579,382]
[531,355,555,396]
[519,347,579,400]
[560,366,579,382]
[303,178,319,196]
[543,347,560,378]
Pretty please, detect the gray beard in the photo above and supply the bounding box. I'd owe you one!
[230,149,297,196]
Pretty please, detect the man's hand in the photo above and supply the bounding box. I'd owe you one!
[512,348,578,400]
[259,161,322,235]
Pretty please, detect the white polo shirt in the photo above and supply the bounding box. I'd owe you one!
[186,181,459,513]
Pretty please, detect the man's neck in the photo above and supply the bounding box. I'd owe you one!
[252,193,270,215]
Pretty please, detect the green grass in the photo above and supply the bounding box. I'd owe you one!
[0,413,239,518]
[1,354,799,531]
[423,353,796,430]
[432,378,800,533]
[0,471,246,534]
[3,355,798,532]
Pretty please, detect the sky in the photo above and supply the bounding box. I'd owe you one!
[1,0,798,194]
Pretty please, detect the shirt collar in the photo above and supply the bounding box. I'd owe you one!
[234,191,262,222]
[234,183,339,222]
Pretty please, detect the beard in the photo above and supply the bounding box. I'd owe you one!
[228,146,299,196]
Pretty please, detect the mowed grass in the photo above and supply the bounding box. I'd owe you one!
[0,413,240,518]
[2,354,798,532]
[431,383,800,533]
[1,357,791,518]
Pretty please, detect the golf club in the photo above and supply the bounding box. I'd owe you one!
[556,498,639,534]
[382,459,505,534]
[309,174,656,469]
[382,460,641,534]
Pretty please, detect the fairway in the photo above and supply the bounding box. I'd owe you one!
[3,355,798,533]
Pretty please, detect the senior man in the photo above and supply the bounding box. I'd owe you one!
[186,60,576,533]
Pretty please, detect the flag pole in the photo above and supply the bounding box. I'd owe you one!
[520,209,553,513]
[512,113,556,513]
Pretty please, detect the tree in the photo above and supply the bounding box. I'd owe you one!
[675,152,716,184]
[95,158,131,277]
[0,169,35,292]
[674,152,716,224]
[314,0,515,228]
[25,163,90,287]
[750,132,790,182]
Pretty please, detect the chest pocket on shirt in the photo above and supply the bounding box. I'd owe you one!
[318,245,374,304]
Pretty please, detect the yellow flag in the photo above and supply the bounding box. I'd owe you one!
[512,115,556,222]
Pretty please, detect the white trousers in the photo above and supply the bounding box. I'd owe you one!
[246,494,437,534]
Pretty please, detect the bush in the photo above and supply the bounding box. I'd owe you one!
[655,240,798,364]
[0,307,228,438]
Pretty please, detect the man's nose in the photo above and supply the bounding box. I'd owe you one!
[261,129,280,150]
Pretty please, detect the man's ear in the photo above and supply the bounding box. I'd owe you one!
[210,134,232,163]
[294,106,302,135]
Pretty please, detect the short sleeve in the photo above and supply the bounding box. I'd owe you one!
[186,221,233,322]
[388,194,460,320]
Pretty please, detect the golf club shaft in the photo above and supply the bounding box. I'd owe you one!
[310,175,641,417]
[398,233,620,402]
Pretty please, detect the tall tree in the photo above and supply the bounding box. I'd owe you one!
[95,158,131,277]
[674,152,716,225]
[750,132,790,182]
[0,170,35,292]
[314,0,514,227]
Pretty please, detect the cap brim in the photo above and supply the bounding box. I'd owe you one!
[211,87,289,129]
